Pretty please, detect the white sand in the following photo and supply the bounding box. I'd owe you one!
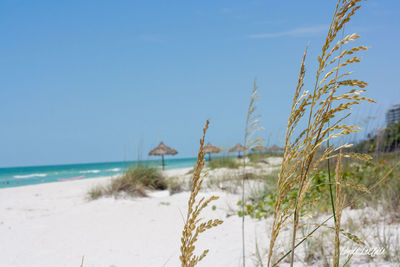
[0,163,398,267]
[0,169,268,267]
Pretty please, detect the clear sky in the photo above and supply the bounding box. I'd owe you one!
[1,0,399,167]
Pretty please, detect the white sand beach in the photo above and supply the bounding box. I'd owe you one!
[0,160,398,267]
[0,166,269,267]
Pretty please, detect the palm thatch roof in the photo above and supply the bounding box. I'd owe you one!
[229,143,246,152]
[204,143,221,154]
[252,145,266,152]
[148,142,178,156]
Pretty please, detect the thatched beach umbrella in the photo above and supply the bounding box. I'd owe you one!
[149,142,178,170]
[252,145,266,153]
[204,143,221,161]
[229,143,246,158]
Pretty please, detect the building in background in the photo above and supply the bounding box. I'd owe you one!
[386,104,400,125]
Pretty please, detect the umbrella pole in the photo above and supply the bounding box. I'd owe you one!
[161,155,165,170]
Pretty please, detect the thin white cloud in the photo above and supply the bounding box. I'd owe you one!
[248,25,328,39]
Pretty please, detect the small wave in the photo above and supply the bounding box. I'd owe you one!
[79,170,101,174]
[107,168,121,172]
[14,173,48,179]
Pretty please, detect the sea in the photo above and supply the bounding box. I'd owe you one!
[0,157,197,189]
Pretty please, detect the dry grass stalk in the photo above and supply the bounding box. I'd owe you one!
[179,120,223,267]
[244,79,264,154]
[333,153,345,267]
[267,1,374,266]
[241,79,264,266]
[267,44,309,267]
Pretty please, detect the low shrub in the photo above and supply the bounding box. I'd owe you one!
[88,185,103,200]
[208,157,239,169]
[239,154,400,221]
[166,176,184,195]
[238,170,333,219]
[88,165,167,199]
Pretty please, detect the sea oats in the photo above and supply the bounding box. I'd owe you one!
[241,79,264,267]
[267,1,375,266]
[179,120,223,267]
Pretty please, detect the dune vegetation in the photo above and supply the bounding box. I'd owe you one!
[88,165,167,199]
[208,157,240,169]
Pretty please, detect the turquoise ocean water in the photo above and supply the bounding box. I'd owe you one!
[0,157,197,189]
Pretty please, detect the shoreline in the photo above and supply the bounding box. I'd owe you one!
[0,166,193,192]
[0,164,195,189]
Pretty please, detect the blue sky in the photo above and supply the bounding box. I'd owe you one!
[1,0,399,167]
